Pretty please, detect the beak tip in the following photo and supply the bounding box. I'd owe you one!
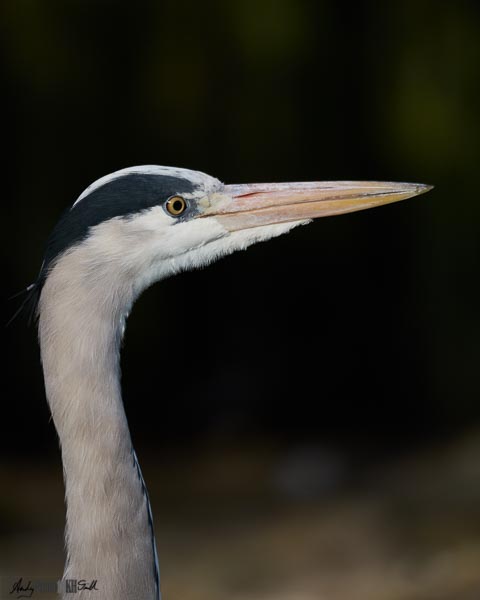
[417,183,434,195]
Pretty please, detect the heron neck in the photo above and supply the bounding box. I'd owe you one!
[38,259,159,600]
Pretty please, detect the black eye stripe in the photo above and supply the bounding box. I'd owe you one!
[36,173,199,294]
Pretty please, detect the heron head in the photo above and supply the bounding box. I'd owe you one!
[36,165,431,313]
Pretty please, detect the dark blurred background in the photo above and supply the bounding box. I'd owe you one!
[1,1,479,599]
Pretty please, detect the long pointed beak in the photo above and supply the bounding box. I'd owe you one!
[203,181,433,231]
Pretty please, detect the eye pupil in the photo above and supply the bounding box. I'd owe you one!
[166,195,187,216]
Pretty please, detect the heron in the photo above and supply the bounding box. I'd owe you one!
[30,165,431,599]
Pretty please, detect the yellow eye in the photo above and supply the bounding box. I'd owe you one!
[165,195,187,216]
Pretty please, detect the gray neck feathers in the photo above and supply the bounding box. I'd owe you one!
[38,245,159,600]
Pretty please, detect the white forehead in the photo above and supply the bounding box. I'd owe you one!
[72,165,222,208]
